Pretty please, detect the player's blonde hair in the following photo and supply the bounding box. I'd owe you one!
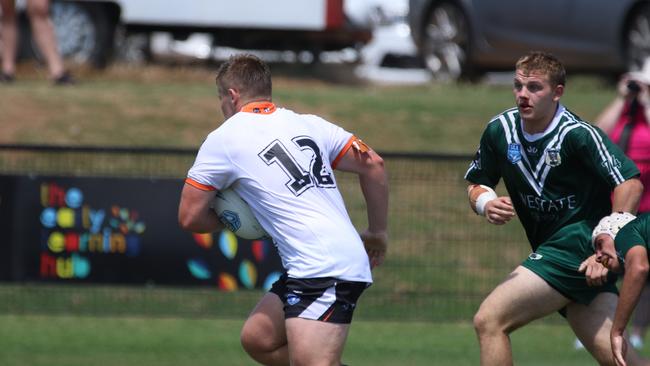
[215,54,272,100]
[516,51,566,87]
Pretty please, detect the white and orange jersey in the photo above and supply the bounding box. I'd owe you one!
[186,102,372,282]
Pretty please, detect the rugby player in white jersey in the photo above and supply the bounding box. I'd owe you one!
[178,54,389,366]
[465,51,646,365]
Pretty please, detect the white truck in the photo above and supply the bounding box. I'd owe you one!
[16,0,372,67]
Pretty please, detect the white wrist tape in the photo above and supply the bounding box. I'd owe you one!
[475,185,497,216]
[591,212,636,248]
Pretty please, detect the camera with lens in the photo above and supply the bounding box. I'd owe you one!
[627,80,641,93]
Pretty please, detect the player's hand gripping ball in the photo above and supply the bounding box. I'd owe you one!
[211,189,268,240]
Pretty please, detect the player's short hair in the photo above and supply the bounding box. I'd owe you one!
[215,54,272,100]
[515,51,566,87]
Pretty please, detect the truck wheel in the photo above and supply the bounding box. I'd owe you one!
[419,1,470,81]
[27,0,115,68]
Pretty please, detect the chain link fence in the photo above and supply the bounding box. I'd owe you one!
[0,144,531,322]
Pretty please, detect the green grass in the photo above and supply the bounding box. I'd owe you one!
[0,64,617,154]
[2,314,646,366]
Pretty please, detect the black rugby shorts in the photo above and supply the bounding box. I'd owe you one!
[270,273,370,324]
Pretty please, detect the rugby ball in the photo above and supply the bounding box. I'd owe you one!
[211,188,268,240]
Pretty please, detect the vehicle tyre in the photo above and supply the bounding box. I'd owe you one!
[113,28,153,65]
[27,0,115,68]
[624,3,650,71]
[419,1,471,81]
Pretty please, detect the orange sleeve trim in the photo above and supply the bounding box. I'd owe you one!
[332,135,356,169]
[185,178,217,191]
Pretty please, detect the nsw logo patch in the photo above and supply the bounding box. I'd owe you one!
[507,143,522,164]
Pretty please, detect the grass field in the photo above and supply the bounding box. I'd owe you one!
[3,314,644,366]
[0,62,617,154]
[0,62,631,365]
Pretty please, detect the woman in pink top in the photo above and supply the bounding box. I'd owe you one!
[596,58,650,349]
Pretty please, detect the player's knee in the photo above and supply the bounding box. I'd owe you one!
[473,308,504,336]
[240,325,259,355]
[473,311,486,334]
[240,323,272,357]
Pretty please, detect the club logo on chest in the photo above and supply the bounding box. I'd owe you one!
[544,148,562,167]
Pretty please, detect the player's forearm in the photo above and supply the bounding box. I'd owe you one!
[178,185,225,233]
[178,207,224,233]
[613,261,649,335]
[359,165,388,233]
[467,184,497,215]
[611,178,644,214]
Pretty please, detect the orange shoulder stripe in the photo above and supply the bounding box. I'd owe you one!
[332,135,356,169]
[185,178,217,191]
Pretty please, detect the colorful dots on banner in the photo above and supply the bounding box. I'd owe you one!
[189,230,280,291]
[239,260,257,289]
[263,271,282,291]
[251,240,268,262]
[218,273,238,291]
[192,233,213,249]
[187,259,211,280]
[219,231,238,259]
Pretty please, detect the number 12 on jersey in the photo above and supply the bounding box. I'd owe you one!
[259,136,335,196]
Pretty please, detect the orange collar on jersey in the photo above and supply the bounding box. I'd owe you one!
[240,101,276,114]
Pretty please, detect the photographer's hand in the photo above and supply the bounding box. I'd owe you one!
[637,81,650,109]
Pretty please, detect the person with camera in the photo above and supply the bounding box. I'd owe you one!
[595,58,650,350]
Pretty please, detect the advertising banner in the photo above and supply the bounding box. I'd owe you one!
[0,175,283,291]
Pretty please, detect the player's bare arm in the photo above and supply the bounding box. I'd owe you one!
[467,184,516,225]
[612,246,650,366]
[178,183,225,233]
[611,178,644,214]
[335,139,389,267]
[579,178,643,287]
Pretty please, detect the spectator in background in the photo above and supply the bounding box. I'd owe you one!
[595,58,650,349]
[0,0,73,84]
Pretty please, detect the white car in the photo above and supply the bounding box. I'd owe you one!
[347,0,431,84]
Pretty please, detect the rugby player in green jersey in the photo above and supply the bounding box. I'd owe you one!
[465,51,646,366]
[596,214,650,366]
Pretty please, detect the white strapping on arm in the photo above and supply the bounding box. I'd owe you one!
[475,185,497,216]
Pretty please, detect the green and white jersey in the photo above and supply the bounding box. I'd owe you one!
[465,104,640,252]
[616,213,650,259]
